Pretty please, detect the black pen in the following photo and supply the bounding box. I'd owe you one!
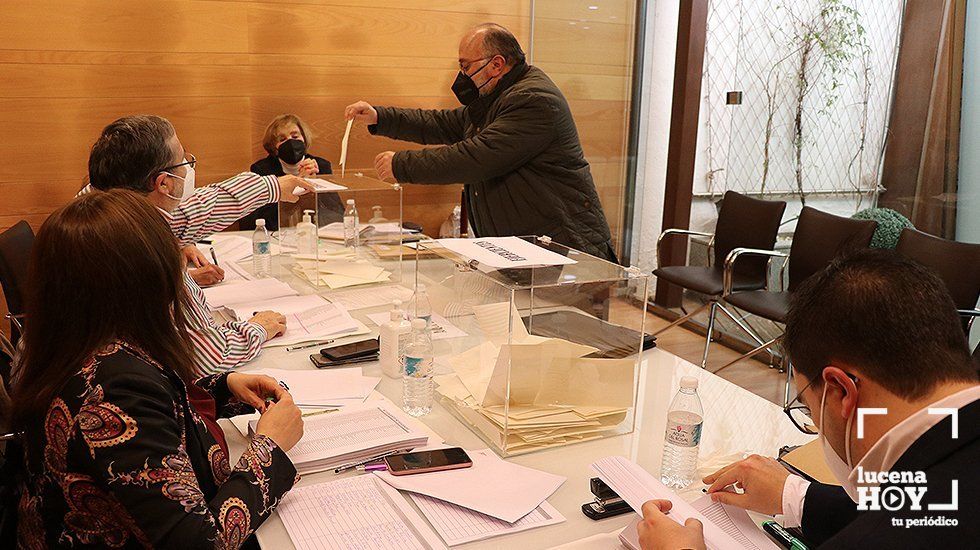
[209,246,219,266]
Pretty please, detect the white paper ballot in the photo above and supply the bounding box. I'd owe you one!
[340,118,353,177]
[255,368,379,406]
[374,448,565,523]
[435,237,578,268]
[411,493,565,547]
[292,177,347,196]
[201,278,297,309]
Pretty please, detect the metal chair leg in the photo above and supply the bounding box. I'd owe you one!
[711,335,781,375]
[700,302,718,369]
[651,301,711,337]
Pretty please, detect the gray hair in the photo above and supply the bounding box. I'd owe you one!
[88,115,176,193]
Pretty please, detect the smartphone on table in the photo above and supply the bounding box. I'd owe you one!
[384,448,473,476]
[320,339,380,362]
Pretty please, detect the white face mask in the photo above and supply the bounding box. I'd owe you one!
[819,382,859,501]
[163,164,195,204]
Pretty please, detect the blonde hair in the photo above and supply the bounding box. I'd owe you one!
[262,114,315,156]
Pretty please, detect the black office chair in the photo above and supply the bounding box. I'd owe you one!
[896,228,980,339]
[720,207,877,405]
[653,191,786,368]
[0,221,33,345]
[0,333,19,544]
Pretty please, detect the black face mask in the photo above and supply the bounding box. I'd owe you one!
[451,58,494,106]
[277,138,306,165]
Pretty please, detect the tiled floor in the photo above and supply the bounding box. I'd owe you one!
[645,313,789,406]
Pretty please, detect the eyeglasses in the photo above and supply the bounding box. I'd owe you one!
[784,376,818,435]
[162,153,197,173]
[458,57,489,73]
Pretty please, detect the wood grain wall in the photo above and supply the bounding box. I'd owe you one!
[0,0,636,246]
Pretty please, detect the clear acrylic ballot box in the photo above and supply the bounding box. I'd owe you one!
[277,171,406,289]
[413,236,651,456]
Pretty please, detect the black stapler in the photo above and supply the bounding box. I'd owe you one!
[581,477,633,520]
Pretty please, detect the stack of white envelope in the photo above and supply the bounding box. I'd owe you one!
[434,302,637,453]
[291,250,393,289]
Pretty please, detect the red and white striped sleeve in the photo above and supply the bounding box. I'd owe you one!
[166,172,281,247]
[182,272,267,375]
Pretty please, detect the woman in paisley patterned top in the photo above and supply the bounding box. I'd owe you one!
[11,190,304,548]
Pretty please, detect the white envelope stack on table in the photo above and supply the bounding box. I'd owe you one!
[434,302,636,453]
[292,249,394,289]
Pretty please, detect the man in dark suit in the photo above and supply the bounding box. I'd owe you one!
[639,250,979,549]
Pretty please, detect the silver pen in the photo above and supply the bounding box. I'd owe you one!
[333,449,408,474]
[285,339,334,352]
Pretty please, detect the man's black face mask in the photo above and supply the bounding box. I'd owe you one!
[452,58,494,106]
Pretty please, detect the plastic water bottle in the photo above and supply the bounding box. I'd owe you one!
[661,376,704,489]
[343,199,359,248]
[450,205,462,238]
[402,318,434,417]
[252,218,272,277]
[406,283,433,327]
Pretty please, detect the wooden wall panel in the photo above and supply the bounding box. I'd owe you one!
[0,0,637,262]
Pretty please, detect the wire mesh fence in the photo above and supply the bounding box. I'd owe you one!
[700,0,904,207]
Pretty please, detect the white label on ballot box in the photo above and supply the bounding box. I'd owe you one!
[665,411,703,448]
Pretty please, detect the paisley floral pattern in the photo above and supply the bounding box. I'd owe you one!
[218,497,251,550]
[77,400,138,452]
[18,342,297,549]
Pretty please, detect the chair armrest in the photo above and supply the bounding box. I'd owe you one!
[4,313,23,333]
[960,309,980,335]
[657,229,714,268]
[723,247,788,296]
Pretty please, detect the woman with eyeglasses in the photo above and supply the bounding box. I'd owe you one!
[12,190,303,548]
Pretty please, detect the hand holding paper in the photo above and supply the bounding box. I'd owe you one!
[340,118,353,177]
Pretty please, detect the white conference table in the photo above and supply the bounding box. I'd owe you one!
[216,244,814,549]
[222,328,812,546]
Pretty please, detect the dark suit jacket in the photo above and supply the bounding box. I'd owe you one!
[801,396,980,548]
[239,154,335,230]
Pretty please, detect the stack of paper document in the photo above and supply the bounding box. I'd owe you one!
[593,456,780,550]
[292,250,393,289]
[254,368,380,408]
[277,475,446,550]
[218,293,369,347]
[325,284,414,311]
[201,278,297,309]
[373,448,566,546]
[433,302,635,453]
[248,402,429,475]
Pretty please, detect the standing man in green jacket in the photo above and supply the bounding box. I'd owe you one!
[344,23,617,262]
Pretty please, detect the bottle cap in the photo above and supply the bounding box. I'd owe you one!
[303,209,314,215]
[680,376,699,389]
[256,218,266,227]
[346,199,355,205]
[393,299,402,308]
[411,318,426,329]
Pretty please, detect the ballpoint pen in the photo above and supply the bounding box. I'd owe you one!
[286,340,335,352]
[209,246,219,266]
[333,449,407,474]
